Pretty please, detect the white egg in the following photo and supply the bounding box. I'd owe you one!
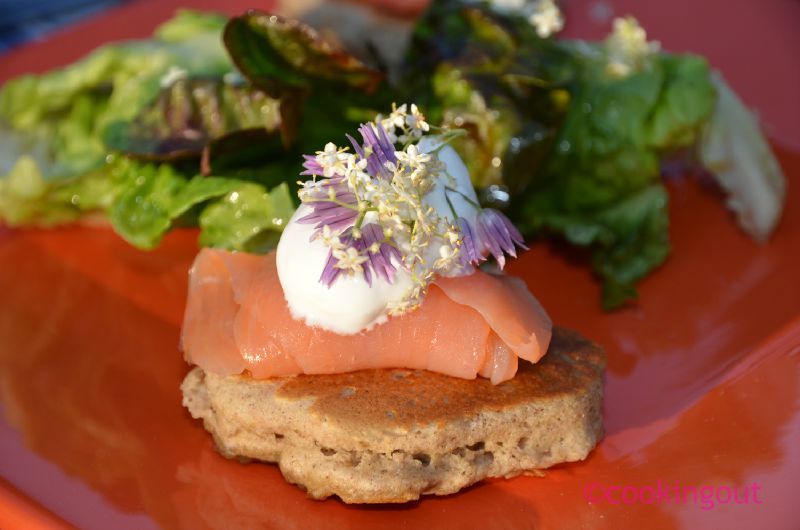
[276,137,480,334]
[418,137,480,277]
[276,205,414,335]
[418,137,480,228]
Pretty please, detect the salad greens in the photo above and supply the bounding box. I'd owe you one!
[0,2,785,309]
[0,10,298,251]
[405,2,717,307]
[0,10,231,180]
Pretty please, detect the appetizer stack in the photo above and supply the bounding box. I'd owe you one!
[180,108,606,502]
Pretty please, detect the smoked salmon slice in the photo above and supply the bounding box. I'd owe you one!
[436,273,552,364]
[181,249,246,377]
[181,249,552,383]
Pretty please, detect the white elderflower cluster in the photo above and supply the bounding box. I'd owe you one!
[604,16,661,77]
[487,0,564,38]
[528,0,564,38]
[298,104,462,314]
[377,103,432,145]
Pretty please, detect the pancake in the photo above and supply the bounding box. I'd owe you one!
[181,327,606,503]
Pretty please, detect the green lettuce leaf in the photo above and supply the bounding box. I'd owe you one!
[154,9,227,43]
[590,184,670,309]
[198,181,294,252]
[107,158,294,250]
[645,54,716,149]
[521,182,670,309]
[109,161,189,248]
[513,51,710,306]
[0,10,233,185]
[0,153,124,226]
[4,2,768,313]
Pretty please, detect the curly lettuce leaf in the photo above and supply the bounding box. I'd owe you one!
[0,10,300,253]
[0,86,110,181]
[0,9,251,238]
[522,182,670,308]
[198,182,294,252]
[0,155,118,226]
[107,159,294,250]
[0,29,230,134]
[0,10,233,184]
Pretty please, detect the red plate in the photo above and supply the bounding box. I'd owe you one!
[1,1,799,529]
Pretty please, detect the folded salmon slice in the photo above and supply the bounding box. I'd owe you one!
[181,249,552,383]
[436,273,552,364]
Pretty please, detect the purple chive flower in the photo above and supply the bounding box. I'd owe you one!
[298,120,406,288]
[298,122,398,237]
[360,223,403,285]
[297,176,358,235]
[458,216,483,267]
[300,154,324,177]
[319,224,403,287]
[349,122,397,180]
[461,209,527,269]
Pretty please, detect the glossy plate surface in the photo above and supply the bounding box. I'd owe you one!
[1,1,799,529]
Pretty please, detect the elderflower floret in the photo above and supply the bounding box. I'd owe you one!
[488,0,564,39]
[317,142,351,178]
[529,0,564,38]
[605,16,660,77]
[333,247,369,273]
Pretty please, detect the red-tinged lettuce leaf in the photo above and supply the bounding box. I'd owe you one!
[104,78,282,160]
[407,2,517,74]
[200,128,288,180]
[223,11,383,97]
[408,0,568,193]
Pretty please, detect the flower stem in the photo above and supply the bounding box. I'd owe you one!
[444,185,481,209]
[444,191,460,220]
